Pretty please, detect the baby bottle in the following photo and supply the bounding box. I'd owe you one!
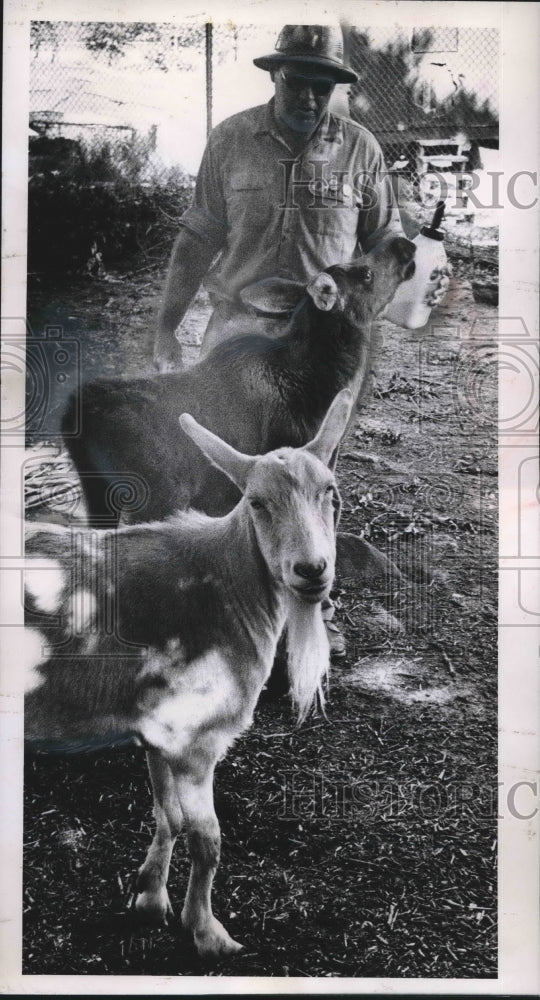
[384,200,448,330]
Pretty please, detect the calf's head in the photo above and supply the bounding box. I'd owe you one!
[179,389,353,604]
[240,235,416,325]
[320,235,416,319]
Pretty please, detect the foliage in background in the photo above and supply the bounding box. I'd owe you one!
[348,27,499,142]
[28,21,499,277]
[28,135,193,276]
[30,20,221,70]
[349,29,431,131]
[81,22,204,68]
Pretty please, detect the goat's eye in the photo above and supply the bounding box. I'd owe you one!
[250,498,265,511]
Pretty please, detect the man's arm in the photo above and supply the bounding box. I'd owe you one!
[154,228,218,372]
[154,123,227,372]
[358,144,405,252]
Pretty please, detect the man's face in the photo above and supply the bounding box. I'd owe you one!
[272,62,337,133]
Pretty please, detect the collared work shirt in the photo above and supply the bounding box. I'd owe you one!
[179,99,404,304]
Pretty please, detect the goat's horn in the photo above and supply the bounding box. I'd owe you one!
[304,389,354,465]
[179,414,256,491]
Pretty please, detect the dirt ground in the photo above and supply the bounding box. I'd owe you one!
[23,258,498,977]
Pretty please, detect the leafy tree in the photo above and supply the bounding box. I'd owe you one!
[348,27,498,139]
[30,21,62,57]
[31,21,211,71]
[348,29,431,132]
[81,22,206,70]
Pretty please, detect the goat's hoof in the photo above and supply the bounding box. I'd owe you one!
[135,888,174,925]
[185,915,243,959]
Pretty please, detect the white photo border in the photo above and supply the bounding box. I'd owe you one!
[1,0,538,993]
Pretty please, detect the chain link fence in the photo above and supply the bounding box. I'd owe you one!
[346,25,499,229]
[29,22,279,181]
[30,20,498,185]
[29,20,499,274]
[29,21,207,183]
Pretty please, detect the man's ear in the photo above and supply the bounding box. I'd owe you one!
[306,272,340,312]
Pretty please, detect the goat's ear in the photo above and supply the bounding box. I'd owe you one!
[306,272,339,311]
[305,389,354,465]
[390,236,416,264]
[179,414,255,491]
[240,277,305,316]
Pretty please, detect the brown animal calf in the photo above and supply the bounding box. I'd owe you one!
[63,236,415,526]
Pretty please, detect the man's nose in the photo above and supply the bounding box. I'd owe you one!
[296,84,317,103]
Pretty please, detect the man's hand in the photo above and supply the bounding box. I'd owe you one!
[426,263,452,308]
[153,337,184,373]
[153,228,217,373]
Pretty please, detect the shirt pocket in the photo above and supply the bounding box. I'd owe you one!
[302,186,359,240]
[225,171,275,235]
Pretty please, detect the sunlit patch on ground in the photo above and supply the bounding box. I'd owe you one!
[342,656,473,707]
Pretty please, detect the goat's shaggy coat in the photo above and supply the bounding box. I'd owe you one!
[25,390,353,958]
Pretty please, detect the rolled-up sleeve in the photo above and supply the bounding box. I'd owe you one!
[179,134,227,252]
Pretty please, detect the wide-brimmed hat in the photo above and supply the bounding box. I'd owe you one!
[253,25,358,84]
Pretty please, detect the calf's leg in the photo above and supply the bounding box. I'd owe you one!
[172,759,242,958]
[135,751,183,923]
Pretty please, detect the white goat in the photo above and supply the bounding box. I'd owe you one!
[24,389,353,960]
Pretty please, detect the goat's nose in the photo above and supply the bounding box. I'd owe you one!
[293,559,327,580]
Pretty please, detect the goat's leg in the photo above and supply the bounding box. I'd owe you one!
[172,761,242,959]
[135,750,183,924]
[81,474,122,529]
[65,434,122,528]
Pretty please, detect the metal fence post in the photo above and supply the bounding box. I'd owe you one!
[205,22,213,139]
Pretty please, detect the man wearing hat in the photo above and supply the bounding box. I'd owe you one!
[154,24,415,368]
[153,25,446,657]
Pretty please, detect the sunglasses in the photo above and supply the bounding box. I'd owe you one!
[279,68,335,97]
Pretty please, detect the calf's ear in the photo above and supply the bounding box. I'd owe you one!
[240,277,305,315]
[306,272,339,312]
[391,236,416,264]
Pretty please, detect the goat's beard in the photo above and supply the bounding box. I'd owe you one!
[284,593,330,724]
